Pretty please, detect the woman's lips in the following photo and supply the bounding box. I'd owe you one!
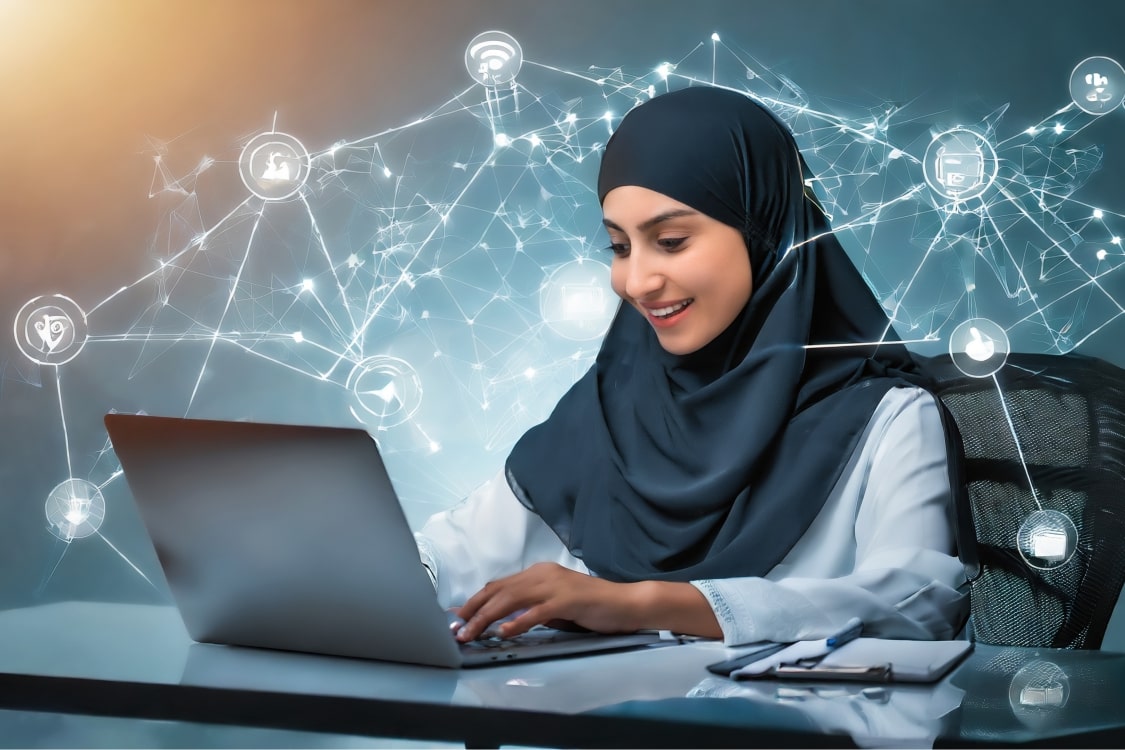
[643,299,693,328]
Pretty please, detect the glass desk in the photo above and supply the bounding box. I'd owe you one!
[0,602,1122,748]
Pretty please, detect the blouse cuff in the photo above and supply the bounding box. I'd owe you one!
[690,577,834,646]
[691,579,758,646]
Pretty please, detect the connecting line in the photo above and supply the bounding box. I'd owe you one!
[787,186,924,253]
[97,531,159,591]
[991,372,1044,512]
[711,36,717,84]
[88,196,256,316]
[185,206,266,415]
[300,195,357,337]
[36,543,69,595]
[877,219,947,343]
[97,468,124,491]
[329,151,495,379]
[523,59,615,86]
[998,185,1125,315]
[677,76,914,160]
[803,337,937,349]
[54,367,73,478]
[319,88,476,153]
[995,105,1073,147]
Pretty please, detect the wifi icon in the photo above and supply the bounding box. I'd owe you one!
[465,30,523,86]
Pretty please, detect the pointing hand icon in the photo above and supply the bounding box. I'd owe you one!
[965,326,995,362]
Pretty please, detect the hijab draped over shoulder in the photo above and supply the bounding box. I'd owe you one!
[505,86,920,583]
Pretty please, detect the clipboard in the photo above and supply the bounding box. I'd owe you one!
[729,638,973,684]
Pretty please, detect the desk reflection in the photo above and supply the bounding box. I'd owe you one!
[951,646,1125,743]
[684,676,963,749]
[174,635,1125,748]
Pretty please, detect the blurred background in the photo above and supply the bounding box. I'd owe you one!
[2,0,1124,617]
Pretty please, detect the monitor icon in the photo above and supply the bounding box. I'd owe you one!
[561,285,606,321]
[935,146,984,194]
[923,129,997,202]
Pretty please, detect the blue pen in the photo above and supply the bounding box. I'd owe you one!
[732,617,865,678]
[825,617,864,648]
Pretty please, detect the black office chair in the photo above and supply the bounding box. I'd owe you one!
[920,352,1125,649]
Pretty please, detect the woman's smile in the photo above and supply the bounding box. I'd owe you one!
[642,298,694,326]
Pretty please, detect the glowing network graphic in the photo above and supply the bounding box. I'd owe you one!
[238,130,311,201]
[14,295,88,366]
[465,30,524,87]
[14,31,1125,594]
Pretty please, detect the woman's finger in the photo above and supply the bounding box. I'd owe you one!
[457,583,535,641]
[495,603,555,639]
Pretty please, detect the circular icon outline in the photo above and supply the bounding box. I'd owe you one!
[1009,660,1070,729]
[1017,509,1078,570]
[346,355,423,429]
[45,478,106,542]
[14,294,89,366]
[238,131,311,201]
[539,259,617,342]
[1068,56,1125,115]
[464,30,524,87]
[949,318,1010,378]
[923,128,998,203]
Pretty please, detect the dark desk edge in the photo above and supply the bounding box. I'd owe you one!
[0,672,848,749]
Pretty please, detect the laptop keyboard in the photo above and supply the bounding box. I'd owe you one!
[461,627,588,650]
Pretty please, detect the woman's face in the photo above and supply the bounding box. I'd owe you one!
[603,185,754,355]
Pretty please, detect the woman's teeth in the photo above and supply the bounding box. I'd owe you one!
[651,300,693,318]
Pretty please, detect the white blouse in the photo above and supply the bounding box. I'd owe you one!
[415,386,969,646]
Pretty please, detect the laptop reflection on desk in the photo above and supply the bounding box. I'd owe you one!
[104,413,667,668]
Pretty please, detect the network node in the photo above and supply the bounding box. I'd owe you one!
[238,131,311,201]
[465,30,523,87]
[14,295,89,366]
[347,355,423,429]
[44,478,105,542]
[1017,509,1077,570]
[1009,660,1069,730]
[923,128,998,202]
[1068,56,1125,115]
[539,260,616,341]
[948,318,1009,378]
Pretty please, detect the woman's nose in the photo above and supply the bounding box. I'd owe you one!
[623,251,664,300]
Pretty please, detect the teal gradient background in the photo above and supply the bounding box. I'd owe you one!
[1,0,1123,645]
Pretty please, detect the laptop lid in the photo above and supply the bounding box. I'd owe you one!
[104,413,668,668]
[104,413,466,668]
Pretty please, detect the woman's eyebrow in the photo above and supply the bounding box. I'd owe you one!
[602,208,699,233]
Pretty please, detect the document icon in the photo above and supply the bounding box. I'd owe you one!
[1030,529,1068,562]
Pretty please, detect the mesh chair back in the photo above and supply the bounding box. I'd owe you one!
[922,352,1125,649]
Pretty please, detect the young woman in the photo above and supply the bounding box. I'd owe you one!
[416,86,968,646]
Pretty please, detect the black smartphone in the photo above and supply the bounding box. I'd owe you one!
[705,642,789,676]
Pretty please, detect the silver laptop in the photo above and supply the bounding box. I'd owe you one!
[103,413,667,668]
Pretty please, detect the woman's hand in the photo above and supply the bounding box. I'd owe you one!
[453,563,638,641]
[452,562,723,642]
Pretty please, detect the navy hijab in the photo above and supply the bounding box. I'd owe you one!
[505,86,920,583]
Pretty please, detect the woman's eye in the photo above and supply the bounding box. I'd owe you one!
[607,242,630,257]
[658,237,687,251]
